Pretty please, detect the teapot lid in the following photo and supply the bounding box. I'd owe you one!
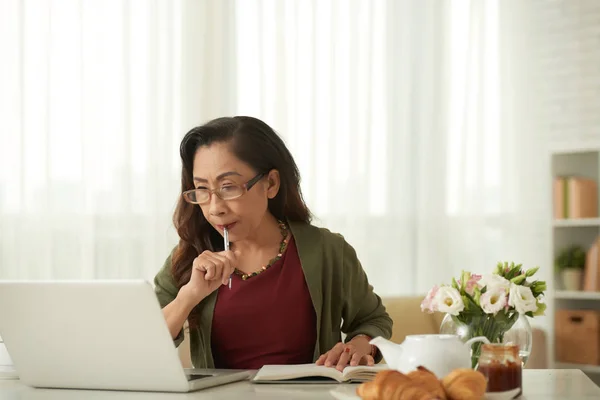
[406,334,460,340]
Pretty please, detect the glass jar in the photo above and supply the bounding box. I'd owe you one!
[476,343,522,398]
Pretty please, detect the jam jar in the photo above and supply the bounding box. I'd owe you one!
[476,343,522,398]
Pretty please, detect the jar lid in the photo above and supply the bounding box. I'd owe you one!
[481,343,519,355]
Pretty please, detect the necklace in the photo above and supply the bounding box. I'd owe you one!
[233,220,289,281]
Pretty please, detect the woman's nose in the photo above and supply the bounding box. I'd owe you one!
[208,193,227,216]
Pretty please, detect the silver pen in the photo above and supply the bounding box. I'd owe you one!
[224,227,231,289]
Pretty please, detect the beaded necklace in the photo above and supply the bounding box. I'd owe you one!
[233,220,289,281]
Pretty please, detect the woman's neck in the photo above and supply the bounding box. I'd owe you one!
[231,213,283,254]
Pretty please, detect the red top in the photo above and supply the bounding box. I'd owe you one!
[211,236,317,369]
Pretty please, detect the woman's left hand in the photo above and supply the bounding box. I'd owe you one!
[316,336,375,371]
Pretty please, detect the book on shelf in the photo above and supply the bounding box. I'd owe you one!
[584,236,600,292]
[251,363,389,384]
[553,176,598,219]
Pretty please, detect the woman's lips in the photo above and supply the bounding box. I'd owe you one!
[216,222,236,231]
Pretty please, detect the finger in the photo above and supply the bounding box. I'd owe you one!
[215,252,235,285]
[202,254,224,281]
[221,250,239,264]
[324,343,345,367]
[336,347,353,371]
[192,257,206,276]
[315,353,327,366]
[364,355,375,366]
[197,259,216,280]
[208,253,228,285]
[350,351,364,366]
[221,250,238,273]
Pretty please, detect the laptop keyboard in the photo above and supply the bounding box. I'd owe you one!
[186,374,215,381]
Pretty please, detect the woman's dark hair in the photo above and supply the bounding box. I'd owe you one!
[172,116,311,326]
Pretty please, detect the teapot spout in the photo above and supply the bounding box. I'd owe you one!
[369,337,403,369]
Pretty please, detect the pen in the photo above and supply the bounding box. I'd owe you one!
[224,227,231,289]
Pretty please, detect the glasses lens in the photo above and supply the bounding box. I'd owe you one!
[184,189,210,204]
[218,185,244,200]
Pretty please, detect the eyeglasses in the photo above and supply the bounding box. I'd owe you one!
[182,173,266,205]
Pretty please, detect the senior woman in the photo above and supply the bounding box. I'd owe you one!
[154,116,392,372]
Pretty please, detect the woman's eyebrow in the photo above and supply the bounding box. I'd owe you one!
[193,171,242,183]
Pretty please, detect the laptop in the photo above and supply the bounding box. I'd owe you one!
[0,280,252,392]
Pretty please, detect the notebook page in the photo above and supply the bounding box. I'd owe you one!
[253,364,344,382]
[342,364,390,381]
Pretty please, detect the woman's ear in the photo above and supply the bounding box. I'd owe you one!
[266,170,280,199]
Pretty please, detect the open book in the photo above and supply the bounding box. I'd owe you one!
[252,363,389,384]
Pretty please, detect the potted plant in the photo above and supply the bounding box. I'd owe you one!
[555,245,586,291]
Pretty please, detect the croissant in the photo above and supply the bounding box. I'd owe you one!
[441,368,487,400]
[356,368,446,400]
[407,366,447,400]
[356,368,441,400]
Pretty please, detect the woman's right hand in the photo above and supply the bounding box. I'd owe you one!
[178,250,238,308]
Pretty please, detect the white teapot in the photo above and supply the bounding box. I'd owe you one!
[370,334,489,378]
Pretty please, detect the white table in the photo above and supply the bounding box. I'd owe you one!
[0,370,599,399]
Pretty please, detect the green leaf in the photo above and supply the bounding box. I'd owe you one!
[525,266,540,277]
[555,246,586,271]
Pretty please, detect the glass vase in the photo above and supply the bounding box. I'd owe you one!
[439,313,533,369]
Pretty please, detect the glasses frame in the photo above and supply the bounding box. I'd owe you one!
[182,172,266,205]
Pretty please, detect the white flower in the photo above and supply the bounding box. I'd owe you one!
[479,274,510,291]
[433,286,465,316]
[508,283,538,314]
[480,286,508,314]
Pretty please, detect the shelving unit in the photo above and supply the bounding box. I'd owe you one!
[554,290,600,300]
[550,146,600,386]
[553,218,600,228]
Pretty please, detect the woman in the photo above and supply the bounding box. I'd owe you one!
[154,116,392,372]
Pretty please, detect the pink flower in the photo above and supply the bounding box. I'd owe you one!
[421,285,439,313]
[465,274,482,296]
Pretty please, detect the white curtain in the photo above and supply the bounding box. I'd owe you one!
[231,0,548,298]
[0,0,186,280]
[0,0,547,306]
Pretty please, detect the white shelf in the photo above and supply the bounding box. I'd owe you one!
[554,362,600,374]
[555,290,600,300]
[553,218,600,227]
[550,147,600,382]
[548,142,600,154]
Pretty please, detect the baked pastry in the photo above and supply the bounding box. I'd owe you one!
[356,368,441,400]
[407,366,446,399]
[441,368,487,400]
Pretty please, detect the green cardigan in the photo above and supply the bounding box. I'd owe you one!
[153,221,393,368]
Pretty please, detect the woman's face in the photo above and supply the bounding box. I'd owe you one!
[192,141,280,241]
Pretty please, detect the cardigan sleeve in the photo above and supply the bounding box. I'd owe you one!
[339,240,393,362]
[153,247,185,347]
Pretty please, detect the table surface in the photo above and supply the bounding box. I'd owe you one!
[0,369,599,399]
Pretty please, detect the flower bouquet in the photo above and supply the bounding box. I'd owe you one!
[421,262,547,368]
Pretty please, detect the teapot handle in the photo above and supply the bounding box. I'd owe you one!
[464,336,490,347]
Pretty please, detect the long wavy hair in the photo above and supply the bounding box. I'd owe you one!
[172,116,312,326]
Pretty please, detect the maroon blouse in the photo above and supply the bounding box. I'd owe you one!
[211,236,317,369]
